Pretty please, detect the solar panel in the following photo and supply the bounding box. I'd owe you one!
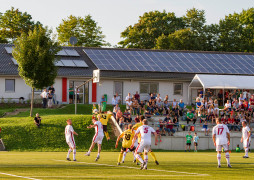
[73,60,88,67]
[55,60,64,66]
[5,47,13,54]
[61,60,76,67]
[57,50,68,56]
[11,58,18,65]
[83,49,254,75]
[65,49,80,56]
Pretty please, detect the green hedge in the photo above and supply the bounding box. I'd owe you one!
[0,115,119,151]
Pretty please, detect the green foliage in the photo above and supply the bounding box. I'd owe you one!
[57,15,109,47]
[12,26,60,90]
[119,10,185,49]
[0,115,117,151]
[0,7,41,43]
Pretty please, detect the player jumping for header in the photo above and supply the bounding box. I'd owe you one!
[85,117,104,161]
[212,118,231,168]
[131,119,157,170]
[241,121,251,158]
[65,119,78,161]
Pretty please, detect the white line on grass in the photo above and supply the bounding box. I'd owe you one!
[30,175,207,178]
[0,172,41,180]
[53,159,209,176]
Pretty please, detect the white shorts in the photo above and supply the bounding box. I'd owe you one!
[93,134,104,144]
[243,139,251,148]
[67,141,75,149]
[135,142,151,153]
[216,144,228,152]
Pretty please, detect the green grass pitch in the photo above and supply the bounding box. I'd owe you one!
[0,152,253,179]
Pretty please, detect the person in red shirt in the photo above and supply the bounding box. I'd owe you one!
[221,115,228,124]
[249,95,254,109]
[227,115,235,131]
[243,100,249,111]
[134,91,140,103]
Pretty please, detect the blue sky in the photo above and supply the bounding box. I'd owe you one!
[0,0,253,46]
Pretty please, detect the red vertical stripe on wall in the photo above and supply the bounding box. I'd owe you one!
[92,80,97,102]
[62,78,67,102]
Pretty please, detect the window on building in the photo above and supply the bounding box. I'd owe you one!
[5,79,15,92]
[174,83,183,95]
[114,81,123,102]
[140,82,158,94]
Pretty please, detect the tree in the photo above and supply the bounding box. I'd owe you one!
[118,10,185,49]
[0,7,41,43]
[218,8,254,52]
[57,15,109,47]
[12,26,61,117]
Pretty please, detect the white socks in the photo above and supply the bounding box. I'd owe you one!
[132,151,136,161]
[225,152,230,165]
[135,154,144,164]
[97,153,100,158]
[73,149,76,160]
[217,154,221,165]
[67,149,72,158]
[245,148,249,157]
[144,154,148,167]
[122,152,127,162]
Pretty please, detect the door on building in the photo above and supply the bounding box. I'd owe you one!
[69,80,89,104]
[114,81,123,104]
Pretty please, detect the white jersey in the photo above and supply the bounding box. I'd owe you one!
[65,125,75,144]
[242,126,251,141]
[212,124,229,145]
[94,121,104,136]
[135,125,155,145]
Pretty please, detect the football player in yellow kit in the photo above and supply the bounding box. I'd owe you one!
[115,124,136,165]
[98,111,112,141]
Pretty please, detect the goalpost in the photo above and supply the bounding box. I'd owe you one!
[74,69,100,114]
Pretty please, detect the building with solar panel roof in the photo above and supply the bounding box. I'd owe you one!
[1,43,254,105]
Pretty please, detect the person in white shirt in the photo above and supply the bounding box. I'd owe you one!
[115,93,121,104]
[212,118,231,168]
[125,93,132,102]
[40,89,48,108]
[239,94,244,105]
[224,100,231,111]
[242,89,247,100]
[65,119,78,161]
[241,121,251,158]
[131,119,158,170]
[112,95,118,106]
[85,117,104,161]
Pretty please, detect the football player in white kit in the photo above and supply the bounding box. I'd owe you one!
[241,121,251,158]
[131,119,157,170]
[212,118,231,168]
[65,119,78,161]
[85,117,104,161]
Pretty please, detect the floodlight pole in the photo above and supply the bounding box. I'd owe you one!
[75,77,95,114]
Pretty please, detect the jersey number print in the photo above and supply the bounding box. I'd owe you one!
[217,127,224,135]
[144,127,148,133]
[125,134,131,140]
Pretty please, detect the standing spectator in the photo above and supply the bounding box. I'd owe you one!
[48,85,55,104]
[69,85,74,104]
[47,90,53,108]
[116,109,123,123]
[134,91,140,103]
[185,132,193,152]
[100,95,107,112]
[202,121,210,136]
[112,95,118,106]
[193,132,199,152]
[113,104,120,116]
[126,98,133,114]
[34,113,41,128]
[40,89,48,108]
[132,100,140,115]
[125,93,132,103]
[115,93,121,104]
[178,99,185,116]
[156,127,162,143]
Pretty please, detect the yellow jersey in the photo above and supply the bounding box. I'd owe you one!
[119,129,134,148]
[99,113,112,125]
[132,122,142,143]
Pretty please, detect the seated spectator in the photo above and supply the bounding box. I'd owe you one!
[163,114,171,123]
[172,115,179,130]
[151,101,157,114]
[157,119,165,135]
[208,97,213,108]
[112,95,118,106]
[243,99,249,111]
[187,110,196,124]
[234,116,241,131]
[200,111,207,123]
[150,93,156,102]
[201,121,210,136]
[164,120,175,136]
[134,115,139,123]
[156,127,162,143]
[113,104,120,115]
[224,100,231,111]
[164,95,169,101]
[172,99,178,111]
[178,99,185,116]
[221,115,228,124]
[123,109,130,119]
[115,109,122,123]
[232,99,240,112]
[34,113,41,128]
[147,99,153,113]
[132,100,140,115]
[125,93,132,103]
[213,99,219,117]
[126,98,133,114]
[144,110,152,119]
[249,95,254,109]
[208,106,215,124]
[139,100,146,113]
[115,93,121,104]
[125,114,132,123]
[118,117,125,129]
[227,115,235,131]
[156,94,162,103]
[196,99,202,112]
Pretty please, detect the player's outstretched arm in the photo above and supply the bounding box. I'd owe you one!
[73,131,78,136]
[115,135,122,148]
[227,132,230,145]
[131,134,138,149]
[154,132,158,145]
